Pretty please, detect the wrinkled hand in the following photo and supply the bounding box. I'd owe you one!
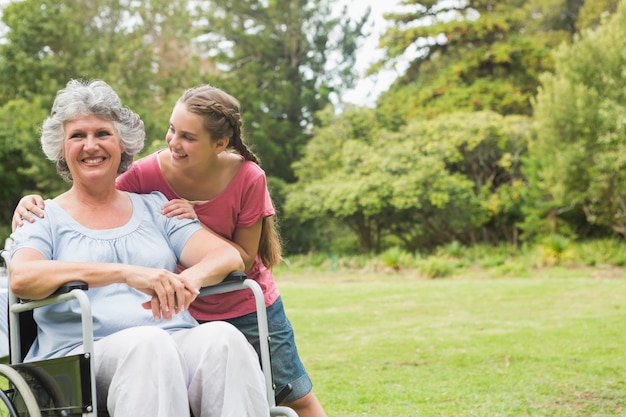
[128,268,200,320]
[12,195,45,231]
[162,198,198,220]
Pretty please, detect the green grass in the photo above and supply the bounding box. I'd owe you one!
[2,268,625,416]
[279,269,626,416]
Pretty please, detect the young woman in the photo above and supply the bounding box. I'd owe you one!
[13,85,327,417]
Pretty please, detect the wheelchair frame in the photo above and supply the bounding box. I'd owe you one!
[0,249,297,417]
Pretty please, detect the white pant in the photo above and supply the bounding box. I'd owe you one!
[71,322,269,417]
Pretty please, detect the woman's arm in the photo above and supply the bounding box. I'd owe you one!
[195,220,262,272]
[9,248,198,320]
[232,218,263,271]
[177,228,245,289]
[162,199,262,271]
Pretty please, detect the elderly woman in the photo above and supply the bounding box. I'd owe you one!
[8,80,269,417]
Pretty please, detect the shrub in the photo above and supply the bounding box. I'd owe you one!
[379,246,413,271]
[539,234,572,266]
[419,258,455,279]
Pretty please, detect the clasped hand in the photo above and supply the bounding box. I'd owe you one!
[129,268,200,321]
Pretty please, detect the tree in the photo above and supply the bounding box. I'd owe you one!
[285,107,530,252]
[192,0,368,182]
[522,0,626,240]
[0,98,50,241]
[372,0,590,124]
[575,0,621,30]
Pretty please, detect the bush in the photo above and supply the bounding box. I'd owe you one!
[419,258,455,279]
[379,247,413,271]
[539,234,573,266]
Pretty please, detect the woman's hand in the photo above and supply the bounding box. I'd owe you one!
[161,198,198,220]
[127,267,199,320]
[12,195,46,231]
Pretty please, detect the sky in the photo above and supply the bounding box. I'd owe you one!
[340,0,405,107]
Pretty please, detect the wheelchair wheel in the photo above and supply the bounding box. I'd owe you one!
[0,364,42,417]
[1,386,20,417]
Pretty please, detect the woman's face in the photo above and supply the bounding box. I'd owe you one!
[63,114,123,185]
[165,102,216,167]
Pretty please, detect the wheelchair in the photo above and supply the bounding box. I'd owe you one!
[0,247,298,417]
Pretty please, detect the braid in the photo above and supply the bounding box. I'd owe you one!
[210,99,260,165]
[183,86,261,164]
[230,116,260,165]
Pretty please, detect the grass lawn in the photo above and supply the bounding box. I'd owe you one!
[2,268,624,416]
[278,269,626,416]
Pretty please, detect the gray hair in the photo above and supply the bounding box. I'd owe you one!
[41,79,145,181]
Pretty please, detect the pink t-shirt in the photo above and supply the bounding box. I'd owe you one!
[116,151,280,320]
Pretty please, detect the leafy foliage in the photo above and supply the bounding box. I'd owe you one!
[0,98,49,239]
[524,0,626,239]
[285,107,530,252]
[374,0,563,121]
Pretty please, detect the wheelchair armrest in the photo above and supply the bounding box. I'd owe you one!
[9,281,94,366]
[220,271,247,283]
[198,271,248,297]
[51,281,89,296]
[16,281,89,304]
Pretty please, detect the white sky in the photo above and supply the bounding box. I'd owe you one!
[340,0,405,107]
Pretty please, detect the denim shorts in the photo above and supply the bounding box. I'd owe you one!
[200,296,312,403]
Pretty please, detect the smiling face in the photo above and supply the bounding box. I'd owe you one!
[165,102,219,167]
[63,114,124,186]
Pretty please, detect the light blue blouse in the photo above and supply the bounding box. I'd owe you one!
[10,192,201,361]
